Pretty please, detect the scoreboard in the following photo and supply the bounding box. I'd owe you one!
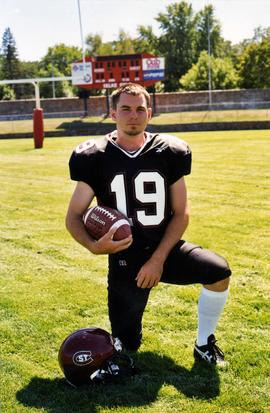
[71,53,165,89]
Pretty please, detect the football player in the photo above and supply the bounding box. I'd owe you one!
[66,83,231,366]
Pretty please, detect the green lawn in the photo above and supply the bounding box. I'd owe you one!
[0,108,270,135]
[0,130,270,412]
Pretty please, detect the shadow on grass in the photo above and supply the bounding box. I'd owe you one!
[2,119,270,139]
[16,352,220,413]
[56,120,113,136]
[54,120,270,136]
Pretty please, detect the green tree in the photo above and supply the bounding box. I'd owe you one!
[251,26,270,43]
[156,1,198,91]
[238,38,270,88]
[196,5,223,57]
[134,25,159,54]
[0,27,21,98]
[39,43,82,77]
[37,44,82,97]
[85,33,103,55]
[38,65,73,98]
[0,84,16,100]
[180,50,239,90]
[85,34,114,56]
[0,27,21,80]
[18,60,39,98]
[20,60,39,78]
[85,30,135,56]
[113,30,135,54]
[0,52,2,77]
[218,39,239,64]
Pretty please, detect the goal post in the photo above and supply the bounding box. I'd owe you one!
[33,108,44,148]
[32,81,43,148]
[0,76,72,148]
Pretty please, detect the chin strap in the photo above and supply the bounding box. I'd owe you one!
[90,353,136,383]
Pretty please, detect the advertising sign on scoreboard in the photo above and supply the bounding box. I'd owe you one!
[71,62,93,85]
[142,57,165,81]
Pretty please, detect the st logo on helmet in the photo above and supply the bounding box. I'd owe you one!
[73,351,93,366]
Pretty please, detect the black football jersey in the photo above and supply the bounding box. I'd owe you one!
[69,131,192,247]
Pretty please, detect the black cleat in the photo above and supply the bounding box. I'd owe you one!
[194,334,227,366]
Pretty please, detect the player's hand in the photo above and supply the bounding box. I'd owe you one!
[136,257,164,289]
[91,227,133,255]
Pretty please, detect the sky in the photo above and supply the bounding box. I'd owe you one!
[0,0,269,62]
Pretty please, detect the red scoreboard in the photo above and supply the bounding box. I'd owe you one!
[71,53,165,89]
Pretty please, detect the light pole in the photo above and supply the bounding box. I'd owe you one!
[52,62,56,98]
[77,0,86,75]
[207,3,212,107]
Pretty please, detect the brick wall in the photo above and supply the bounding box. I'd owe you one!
[155,89,270,112]
[1,88,270,120]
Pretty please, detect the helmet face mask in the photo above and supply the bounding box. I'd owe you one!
[58,328,117,386]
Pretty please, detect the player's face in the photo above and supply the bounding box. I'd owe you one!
[111,93,152,136]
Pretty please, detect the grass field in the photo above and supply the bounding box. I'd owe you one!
[0,108,270,135]
[1,130,270,412]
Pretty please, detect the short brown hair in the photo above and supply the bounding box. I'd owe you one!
[111,83,151,109]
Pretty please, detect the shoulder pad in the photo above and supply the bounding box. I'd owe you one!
[156,134,191,154]
[74,136,108,155]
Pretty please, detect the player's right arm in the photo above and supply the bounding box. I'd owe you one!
[66,181,132,255]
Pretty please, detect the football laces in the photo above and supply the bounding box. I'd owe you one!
[95,206,116,220]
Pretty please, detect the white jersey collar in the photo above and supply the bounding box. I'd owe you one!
[106,130,152,158]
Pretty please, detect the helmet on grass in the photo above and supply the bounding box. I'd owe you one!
[58,327,134,386]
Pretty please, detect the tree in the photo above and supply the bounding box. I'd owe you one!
[196,5,224,57]
[113,30,135,54]
[0,84,16,100]
[0,27,21,80]
[156,1,198,91]
[238,38,270,88]
[85,34,114,56]
[37,44,82,97]
[85,33,103,56]
[38,65,73,98]
[85,30,135,56]
[18,60,39,98]
[180,50,239,90]
[251,26,270,43]
[0,27,21,98]
[39,44,82,76]
[134,25,159,54]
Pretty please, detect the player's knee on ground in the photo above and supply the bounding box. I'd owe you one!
[108,282,149,352]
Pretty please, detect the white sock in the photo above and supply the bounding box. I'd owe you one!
[196,287,229,346]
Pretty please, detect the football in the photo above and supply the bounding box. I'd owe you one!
[83,206,131,241]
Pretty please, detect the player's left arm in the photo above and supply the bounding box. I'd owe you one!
[136,176,189,289]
